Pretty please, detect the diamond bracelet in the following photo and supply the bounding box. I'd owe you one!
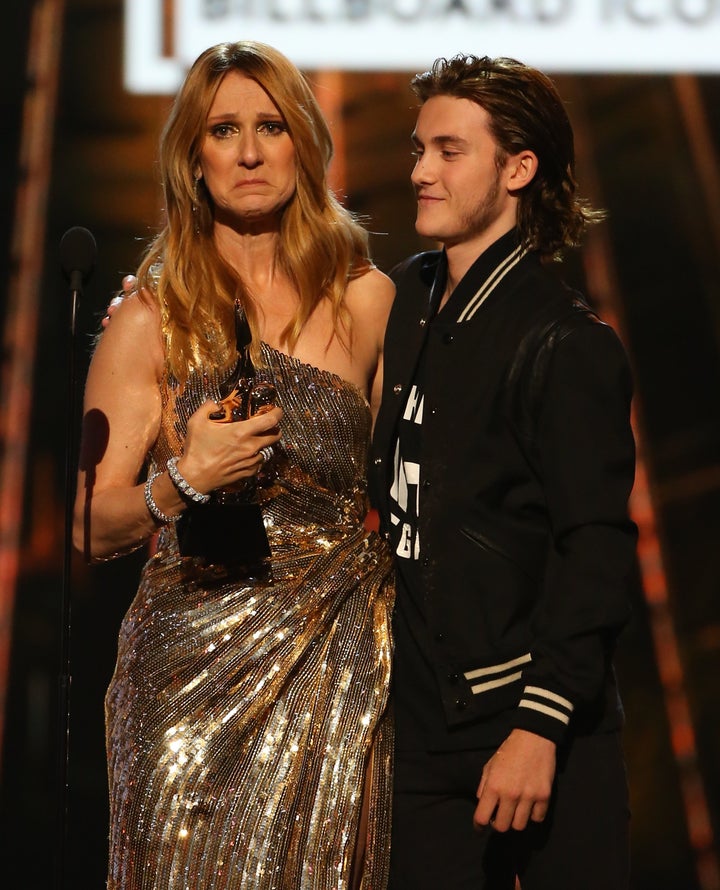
[144,468,180,525]
[166,456,211,504]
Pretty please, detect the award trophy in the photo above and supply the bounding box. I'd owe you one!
[176,302,277,582]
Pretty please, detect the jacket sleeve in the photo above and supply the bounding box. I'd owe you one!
[510,318,637,744]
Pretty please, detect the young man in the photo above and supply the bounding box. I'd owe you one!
[370,55,637,889]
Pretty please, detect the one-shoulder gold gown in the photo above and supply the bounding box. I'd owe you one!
[105,346,395,889]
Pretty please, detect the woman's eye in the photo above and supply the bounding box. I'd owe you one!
[211,124,236,139]
[260,121,287,136]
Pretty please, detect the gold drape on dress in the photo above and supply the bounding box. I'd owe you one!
[106,346,395,889]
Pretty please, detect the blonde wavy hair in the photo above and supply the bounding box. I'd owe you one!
[135,41,372,382]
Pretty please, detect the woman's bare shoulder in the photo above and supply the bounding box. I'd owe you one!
[344,267,395,319]
[92,289,164,379]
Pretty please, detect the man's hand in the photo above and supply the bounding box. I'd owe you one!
[102,274,137,328]
[474,728,557,833]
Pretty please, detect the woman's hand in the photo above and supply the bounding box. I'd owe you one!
[176,401,283,496]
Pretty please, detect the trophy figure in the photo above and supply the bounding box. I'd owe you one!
[176,301,277,582]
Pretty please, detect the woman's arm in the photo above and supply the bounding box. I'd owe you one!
[73,292,166,558]
[344,268,395,426]
[74,292,283,560]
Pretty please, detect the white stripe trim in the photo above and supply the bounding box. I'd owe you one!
[519,699,571,725]
[523,686,574,713]
[457,244,529,323]
[464,652,532,682]
[469,671,523,695]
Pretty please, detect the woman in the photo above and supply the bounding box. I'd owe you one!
[74,41,395,889]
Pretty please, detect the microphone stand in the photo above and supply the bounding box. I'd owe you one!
[55,271,81,890]
[56,226,95,890]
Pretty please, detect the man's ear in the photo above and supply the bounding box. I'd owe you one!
[506,150,538,192]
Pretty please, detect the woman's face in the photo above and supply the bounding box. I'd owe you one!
[198,71,297,228]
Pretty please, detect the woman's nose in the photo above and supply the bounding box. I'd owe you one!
[237,131,262,167]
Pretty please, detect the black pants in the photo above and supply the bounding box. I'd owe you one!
[389,732,630,890]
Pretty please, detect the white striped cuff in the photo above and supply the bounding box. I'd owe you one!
[464,653,531,695]
[518,685,574,726]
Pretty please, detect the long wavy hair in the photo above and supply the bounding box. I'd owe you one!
[411,55,605,260]
[136,41,372,382]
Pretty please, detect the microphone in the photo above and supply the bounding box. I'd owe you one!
[60,225,97,293]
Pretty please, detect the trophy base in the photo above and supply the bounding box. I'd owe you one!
[176,501,272,585]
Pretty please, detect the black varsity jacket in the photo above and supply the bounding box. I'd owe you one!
[369,233,638,745]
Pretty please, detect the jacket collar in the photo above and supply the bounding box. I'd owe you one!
[439,229,530,324]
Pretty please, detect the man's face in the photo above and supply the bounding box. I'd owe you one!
[410,95,518,250]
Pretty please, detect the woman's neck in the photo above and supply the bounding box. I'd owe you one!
[213,220,283,292]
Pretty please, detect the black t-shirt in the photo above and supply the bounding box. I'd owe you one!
[387,347,446,750]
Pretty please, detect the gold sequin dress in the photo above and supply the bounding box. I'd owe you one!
[105,345,395,889]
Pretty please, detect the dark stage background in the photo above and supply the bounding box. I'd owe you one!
[1,1,720,887]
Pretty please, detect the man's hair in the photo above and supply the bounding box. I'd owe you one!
[411,55,604,259]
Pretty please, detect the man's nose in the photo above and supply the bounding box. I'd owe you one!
[411,154,432,185]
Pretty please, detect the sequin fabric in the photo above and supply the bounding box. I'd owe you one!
[105,345,395,889]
